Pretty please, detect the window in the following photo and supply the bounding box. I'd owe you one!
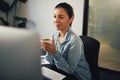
[87,0,120,71]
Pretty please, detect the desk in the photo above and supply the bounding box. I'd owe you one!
[42,64,77,80]
[42,64,78,80]
[41,55,78,80]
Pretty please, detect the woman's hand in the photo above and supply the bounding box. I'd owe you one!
[40,38,56,55]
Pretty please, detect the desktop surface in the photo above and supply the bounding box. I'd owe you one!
[41,64,78,80]
[41,57,78,80]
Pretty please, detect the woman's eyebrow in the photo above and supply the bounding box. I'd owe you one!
[53,14,64,17]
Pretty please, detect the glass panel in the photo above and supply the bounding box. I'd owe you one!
[88,0,120,71]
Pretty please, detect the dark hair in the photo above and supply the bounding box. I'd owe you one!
[55,2,74,18]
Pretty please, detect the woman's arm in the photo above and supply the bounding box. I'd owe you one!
[52,37,84,74]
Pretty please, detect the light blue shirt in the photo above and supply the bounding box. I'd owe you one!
[46,28,92,80]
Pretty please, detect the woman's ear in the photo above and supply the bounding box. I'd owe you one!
[69,16,74,26]
[71,16,74,22]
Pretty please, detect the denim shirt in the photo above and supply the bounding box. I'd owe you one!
[46,28,92,80]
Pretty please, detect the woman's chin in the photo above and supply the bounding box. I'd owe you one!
[55,26,60,30]
[56,28,60,30]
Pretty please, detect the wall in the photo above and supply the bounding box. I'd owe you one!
[19,0,84,38]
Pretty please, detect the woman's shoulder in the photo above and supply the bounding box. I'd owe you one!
[69,31,83,44]
[70,31,80,40]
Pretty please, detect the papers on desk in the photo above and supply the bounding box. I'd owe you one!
[42,67,66,80]
[41,55,50,64]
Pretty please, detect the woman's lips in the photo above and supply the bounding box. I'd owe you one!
[55,23,60,26]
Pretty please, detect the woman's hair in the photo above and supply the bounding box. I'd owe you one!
[55,2,74,18]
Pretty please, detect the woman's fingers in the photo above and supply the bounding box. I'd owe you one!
[42,42,56,54]
[51,37,54,45]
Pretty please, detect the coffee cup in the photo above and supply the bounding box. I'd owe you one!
[42,38,52,44]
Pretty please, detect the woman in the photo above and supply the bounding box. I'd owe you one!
[41,2,92,80]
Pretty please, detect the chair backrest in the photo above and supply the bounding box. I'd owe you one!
[80,35,100,80]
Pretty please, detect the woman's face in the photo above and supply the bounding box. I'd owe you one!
[53,8,73,31]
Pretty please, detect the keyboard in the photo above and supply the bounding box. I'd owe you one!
[41,67,66,80]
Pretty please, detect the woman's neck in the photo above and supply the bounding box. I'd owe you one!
[59,32,65,38]
[58,27,69,43]
[59,28,68,38]
[58,32,65,43]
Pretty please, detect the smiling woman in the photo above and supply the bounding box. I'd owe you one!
[40,2,92,80]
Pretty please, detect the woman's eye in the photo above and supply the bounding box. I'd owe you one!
[59,17,64,19]
[53,15,64,19]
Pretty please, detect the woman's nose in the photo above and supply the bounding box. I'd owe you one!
[54,17,59,22]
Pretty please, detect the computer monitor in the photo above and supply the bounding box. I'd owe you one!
[0,26,41,80]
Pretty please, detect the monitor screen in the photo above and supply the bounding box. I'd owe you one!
[0,26,41,80]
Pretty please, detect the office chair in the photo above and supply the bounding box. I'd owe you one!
[80,35,100,80]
